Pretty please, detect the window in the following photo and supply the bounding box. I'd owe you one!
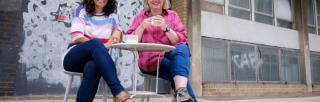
[311,52,320,84]
[204,0,225,4]
[223,0,293,28]
[276,0,293,29]
[281,49,301,83]
[258,46,280,81]
[278,19,293,29]
[201,37,304,83]
[230,44,281,82]
[229,0,251,20]
[307,0,320,35]
[202,37,228,82]
[230,0,250,8]
[255,0,274,25]
[308,0,317,34]
[231,43,256,81]
[229,7,251,20]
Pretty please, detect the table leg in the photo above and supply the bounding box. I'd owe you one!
[155,52,166,98]
[155,52,162,94]
[131,50,138,97]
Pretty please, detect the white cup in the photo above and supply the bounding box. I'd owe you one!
[123,35,138,43]
[150,16,157,26]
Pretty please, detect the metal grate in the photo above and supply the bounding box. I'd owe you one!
[202,37,228,82]
[258,46,280,81]
[311,52,320,84]
[231,43,256,81]
[201,37,302,83]
[281,49,301,82]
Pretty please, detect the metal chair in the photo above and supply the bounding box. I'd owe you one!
[63,71,83,102]
[140,74,153,102]
[63,71,109,102]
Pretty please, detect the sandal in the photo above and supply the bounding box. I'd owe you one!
[114,94,134,102]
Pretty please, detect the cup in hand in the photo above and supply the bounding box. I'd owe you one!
[150,16,157,26]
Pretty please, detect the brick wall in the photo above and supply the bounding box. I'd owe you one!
[200,0,224,14]
[313,85,320,92]
[171,0,188,27]
[0,0,23,96]
[203,83,307,97]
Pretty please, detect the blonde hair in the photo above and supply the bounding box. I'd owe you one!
[144,0,170,10]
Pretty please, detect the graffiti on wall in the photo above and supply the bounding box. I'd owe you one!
[232,50,263,69]
[20,0,144,92]
[20,0,81,89]
[50,3,74,27]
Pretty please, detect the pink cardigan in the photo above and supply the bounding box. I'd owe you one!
[127,10,188,72]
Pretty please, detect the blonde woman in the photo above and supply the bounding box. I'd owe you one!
[127,0,197,102]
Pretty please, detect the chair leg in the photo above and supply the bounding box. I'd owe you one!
[64,74,74,102]
[146,76,151,102]
[142,76,151,102]
[141,76,147,102]
[101,78,108,102]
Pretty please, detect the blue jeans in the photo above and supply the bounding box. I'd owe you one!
[141,44,198,102]
[63,39,124,102]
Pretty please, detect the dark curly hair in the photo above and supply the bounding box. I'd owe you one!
[84,0,117,16]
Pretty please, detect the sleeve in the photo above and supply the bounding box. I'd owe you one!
[73,5,84,18]
[70,17,85,42]
[171,12,188,44]
[69,7,87,42]
[126,13,143,35]
[111,14,122,32]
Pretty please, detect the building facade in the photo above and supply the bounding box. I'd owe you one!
[193,0,320,97]
[0,0,319,98]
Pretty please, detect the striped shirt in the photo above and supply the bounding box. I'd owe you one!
[70,7,120,43]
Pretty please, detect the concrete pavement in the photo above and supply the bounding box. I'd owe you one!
[1,96,320,102]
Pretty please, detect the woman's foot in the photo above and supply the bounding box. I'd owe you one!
[173,87,194,102]
[115,91,134,102]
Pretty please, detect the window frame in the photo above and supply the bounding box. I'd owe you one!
[308,0,317,34]
[305,0,320,35]
[311,52,320,84]
[254,0,275,25]
[280,48,302,84]
[201,37,303,83]
[224,0,294,28]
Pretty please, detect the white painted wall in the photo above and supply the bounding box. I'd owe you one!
[20,0,144,91]
[201,11,300,50]
[20,0,81,88]
[309,34,320,52]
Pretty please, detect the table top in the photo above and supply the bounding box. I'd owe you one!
[112,43,176,52]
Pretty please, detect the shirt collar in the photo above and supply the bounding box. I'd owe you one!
[144,9,168,17]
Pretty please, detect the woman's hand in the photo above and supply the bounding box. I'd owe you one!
[104,29,122,49]
[150,15,167,31]
[73,37,90,44]
[141,18,151,29]
[104,41,112,48]
[151,15,180,44]
[110,30,122,44]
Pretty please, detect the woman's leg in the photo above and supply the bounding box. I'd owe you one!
[63,39,124,96]
[76,60,101,102]
[164,44,197,102]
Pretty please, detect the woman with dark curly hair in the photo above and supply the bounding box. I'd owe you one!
[63,0,134,102]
